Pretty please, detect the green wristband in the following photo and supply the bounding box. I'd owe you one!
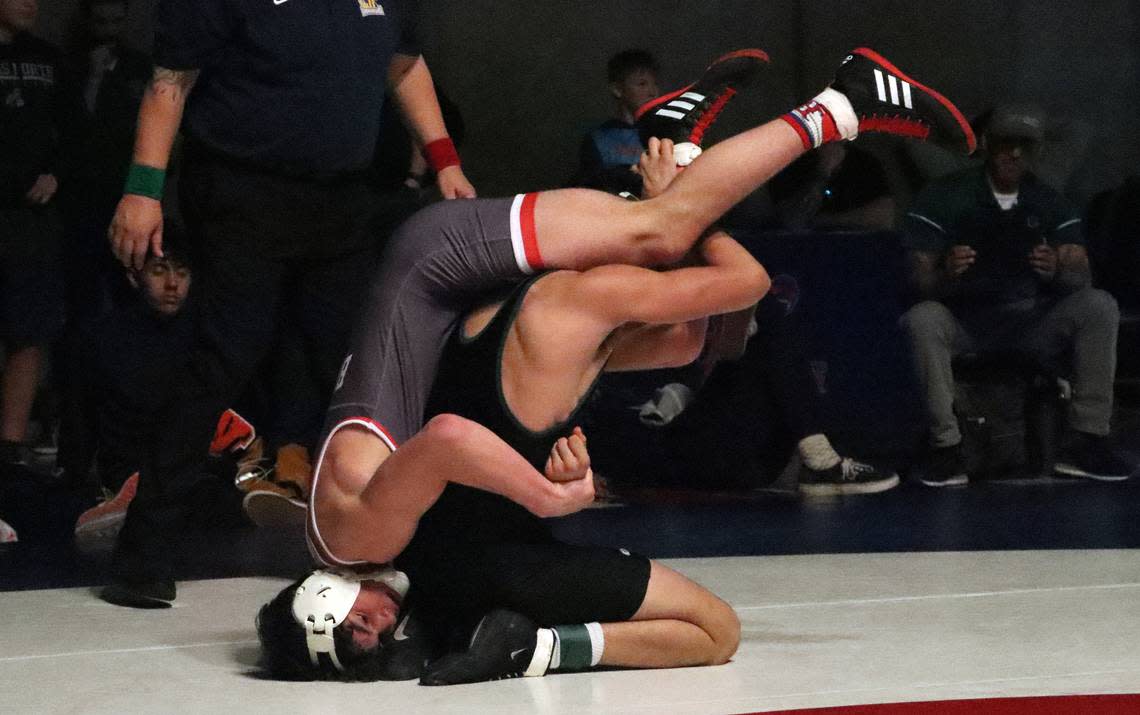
[124,164,166,200]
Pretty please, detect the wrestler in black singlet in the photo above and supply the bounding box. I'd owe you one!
[394,276,650,631]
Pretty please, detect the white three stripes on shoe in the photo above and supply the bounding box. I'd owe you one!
[873,68,913,109]
[655,91,707,119]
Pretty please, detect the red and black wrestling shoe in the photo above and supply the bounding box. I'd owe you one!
[832,47,976,154]
[635,48,770,166]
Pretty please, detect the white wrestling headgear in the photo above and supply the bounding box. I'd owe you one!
[291,567,410,671]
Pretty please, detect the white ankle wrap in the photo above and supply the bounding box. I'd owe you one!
[525,628,555,677]
[814,87,859,141]
[673,142,703,167]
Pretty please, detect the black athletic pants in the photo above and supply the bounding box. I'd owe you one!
[112,149,379,582]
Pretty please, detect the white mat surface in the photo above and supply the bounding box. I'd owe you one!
[3,550,1139,713]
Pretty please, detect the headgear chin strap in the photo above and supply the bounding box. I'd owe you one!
[291,567,410,671]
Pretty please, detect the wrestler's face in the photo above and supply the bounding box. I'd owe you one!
[140,257,192,317]
[343,581,401,652]
[0,0,38,33]
[612,68,660,115]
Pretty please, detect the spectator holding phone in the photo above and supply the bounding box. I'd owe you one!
[899,104,1132,486]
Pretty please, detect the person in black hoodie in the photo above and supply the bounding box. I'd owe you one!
[58,231,195,498]
[0,0,71,465]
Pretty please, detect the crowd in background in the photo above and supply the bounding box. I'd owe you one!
[1,4,1137,559]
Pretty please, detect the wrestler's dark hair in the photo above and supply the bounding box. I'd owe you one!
[255,578,391,682]
[607,49,660,85]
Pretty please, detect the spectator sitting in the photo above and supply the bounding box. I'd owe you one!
[600,140,898,496]
[768,142,896,231]
[639,293,900,496]
[567,49,660,195]
[0,0,69,466]
[57,233,194,497]
[58,231,260,543]
[898,104,1134,486]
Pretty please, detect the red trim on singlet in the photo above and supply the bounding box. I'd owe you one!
[519,192,544,270]
[307,416,401,567]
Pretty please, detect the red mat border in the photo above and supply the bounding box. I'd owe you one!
[740,694,1140,714]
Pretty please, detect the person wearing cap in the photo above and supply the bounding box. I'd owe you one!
[900,103,1132,486]
[100,0,474,608]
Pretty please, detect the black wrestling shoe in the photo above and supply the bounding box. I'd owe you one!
[372,609,438,681]
[831,48,976,154]
[100,577,176,609]
[636,49,770,165]
[420,609,544,686]
[799,457,900,496]
[917,443,969,488]
[1054,434,1135,482]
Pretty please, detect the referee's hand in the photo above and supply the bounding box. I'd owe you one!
[436,165,476,199]
[109,194,164,271]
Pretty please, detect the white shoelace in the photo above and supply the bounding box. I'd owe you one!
[839,458,876,481]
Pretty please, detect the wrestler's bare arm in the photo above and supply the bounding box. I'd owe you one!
[314,417,594,564]
[538,231,768,373]
[575,232,770,328]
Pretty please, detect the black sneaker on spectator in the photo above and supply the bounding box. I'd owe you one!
[918,443,969,487]
[0,440,28,466]
[30,423,59,457]
[799,457,899,496]
[100,578,177,609]
[636,49,770,166]
[1054,433,1135,482]
[420,609,544,685]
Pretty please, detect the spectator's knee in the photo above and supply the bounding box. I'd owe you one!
[899,300,955,340]
[1074,287,1120,325]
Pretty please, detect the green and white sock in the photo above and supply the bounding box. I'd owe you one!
[529,623,605,675]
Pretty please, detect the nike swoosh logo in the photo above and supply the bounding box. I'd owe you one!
[510,648,527,660]
[273,0,288,5]
[392,614,412,641]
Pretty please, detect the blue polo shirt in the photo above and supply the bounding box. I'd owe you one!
[155,0,420,177]
[904,165,1083,308]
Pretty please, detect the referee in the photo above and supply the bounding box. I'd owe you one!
[103,0,473,607]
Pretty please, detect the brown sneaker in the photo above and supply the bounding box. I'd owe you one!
[274,443,313,497]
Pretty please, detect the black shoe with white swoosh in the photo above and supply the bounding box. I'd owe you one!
[635,49,769,165]
[371,609,437,681]
[419,609,544,686]
[832,47,976,154]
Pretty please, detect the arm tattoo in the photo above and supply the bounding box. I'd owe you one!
[146,66,200,102]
